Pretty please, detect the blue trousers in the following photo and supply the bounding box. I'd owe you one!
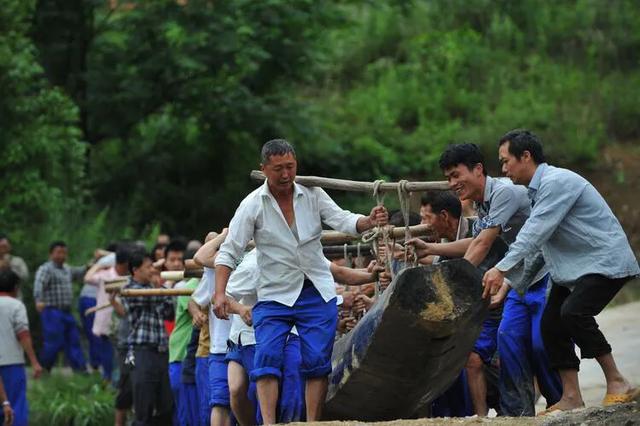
[170,361,198,425]
[227,335,305,424]
[0,364,27,426]
[279,334,305,423]
[498,275,562,416]
[431,370,473,417]
[226,343,261,424]
[169,362,183,426]
[78,296,114,380]
[39,307,86,371]
[196,357,210,426]
[252,282,337,381]
[209,354,230,408]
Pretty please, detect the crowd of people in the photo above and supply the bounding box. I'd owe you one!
[0,130,638,426]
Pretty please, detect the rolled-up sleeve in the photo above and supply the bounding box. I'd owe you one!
[216,197,257,270]
[12,303,29,334]
[496,179,585,273]
[316,188,363,234]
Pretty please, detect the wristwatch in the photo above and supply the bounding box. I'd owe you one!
[2,400,10,406]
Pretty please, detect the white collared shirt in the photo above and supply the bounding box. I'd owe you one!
[216,180,364,307]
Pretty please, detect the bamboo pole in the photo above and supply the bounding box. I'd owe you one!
[160,269,204,281]
[321,223,434,245]
[250,170,449,192]
[120,288,194,297]
[105,281,128,293]
[84,302,112,315]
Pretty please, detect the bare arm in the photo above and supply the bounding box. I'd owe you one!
[464,227,500,267]
[330,263,381,286]
[110,293,126,317]
[187,299,207,328]
[17,331,42,379]
[213,265,233,319]
[408,237,472,260]
[227,297,252,326]
[193,229,228,268]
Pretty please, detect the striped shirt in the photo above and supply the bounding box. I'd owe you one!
[33,261,86,308]
[122,279,175,349]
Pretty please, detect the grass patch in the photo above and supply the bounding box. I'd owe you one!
[28,370,114,426]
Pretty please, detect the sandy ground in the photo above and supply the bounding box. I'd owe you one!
[304,300,640,425]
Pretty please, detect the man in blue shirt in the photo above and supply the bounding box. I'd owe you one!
[484,129,640,413]
[411,144,561,416]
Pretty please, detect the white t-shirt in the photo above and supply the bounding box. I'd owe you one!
[191,267,231,354]
[0,296,29,366]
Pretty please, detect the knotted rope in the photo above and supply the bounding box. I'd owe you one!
[397,179,416,267]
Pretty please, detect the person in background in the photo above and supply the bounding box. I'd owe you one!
[0,269,43,426]
[84,247,132,383]
[122,251,174,426]
[33,241,87,373]
[78,245,116,379]
[0,234,29,284]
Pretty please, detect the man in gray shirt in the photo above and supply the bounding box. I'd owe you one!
[484,129,640,413]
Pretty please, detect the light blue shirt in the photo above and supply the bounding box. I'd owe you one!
[496,164,639,287]
[473,176,548,293]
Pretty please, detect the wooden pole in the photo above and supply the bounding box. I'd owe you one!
[120,288,194,297]
[105,281,127,293]
[160,269,204,281]
[84,302,112,315]
[250,170,449,192]
[321,224,434,245]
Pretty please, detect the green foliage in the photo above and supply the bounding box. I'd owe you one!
[0,0,87,265]
[293,0,640,184]
[3,0,640,251]
[29,372,114,426]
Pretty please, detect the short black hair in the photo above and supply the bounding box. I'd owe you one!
[49,240,67,253]
[438,143,487,176]
[0,233,8,241]
[151,243,167,261]
[261,139,296,164]
[389,211,422,227]
[115,247,132,265]
[164,240,186,258]
[421,191,462,219]
[0,269,20,292]
[498,129,546,164]
[128,250,151,275]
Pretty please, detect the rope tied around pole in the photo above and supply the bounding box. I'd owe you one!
[397,179,416,267]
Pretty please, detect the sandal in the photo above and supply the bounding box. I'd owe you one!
[602,387,640,406]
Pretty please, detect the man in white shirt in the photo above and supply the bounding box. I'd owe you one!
[213,139,387,423]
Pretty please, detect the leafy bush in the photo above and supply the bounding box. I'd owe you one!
[28,372,114,426]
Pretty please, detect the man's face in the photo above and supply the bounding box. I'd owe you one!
[0,239,10,256]
[261,153,297,193]
[50,246,68,265]
[164,250,184,271]
[443,163,484,202]
[420,204,448,239]
[499,142,527,185]
[133,258,154,283]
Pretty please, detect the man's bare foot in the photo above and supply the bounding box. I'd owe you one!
[538,396,585,415]
[606,377,632,395]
